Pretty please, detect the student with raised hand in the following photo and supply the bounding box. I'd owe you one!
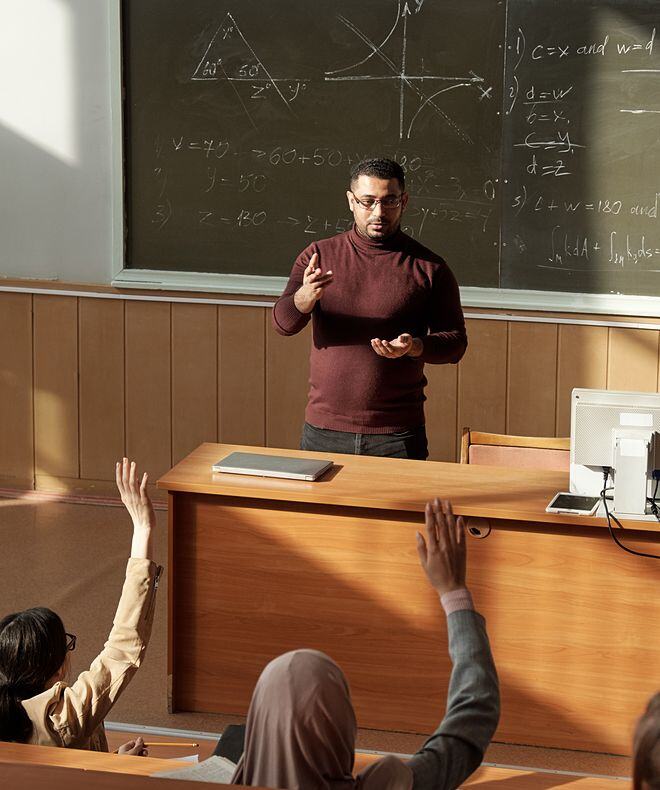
[230,499,500,790]
[0,459,162,755]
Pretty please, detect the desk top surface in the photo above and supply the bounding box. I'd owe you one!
[0,742,627,789]
[0,742,248,788]
[158,443,656,532]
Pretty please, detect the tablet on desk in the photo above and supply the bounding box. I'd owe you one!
[546,492,600,516]
[212,452,333,481]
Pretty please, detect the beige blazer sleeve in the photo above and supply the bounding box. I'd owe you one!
[23,558,161,749]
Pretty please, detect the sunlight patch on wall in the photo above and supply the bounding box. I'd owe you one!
[0,0,78,165]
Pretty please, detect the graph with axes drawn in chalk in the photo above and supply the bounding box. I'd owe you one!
[325,0,493,142]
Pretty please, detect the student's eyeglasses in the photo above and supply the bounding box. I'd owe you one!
[350,192,403,211]
[65,633,77,652]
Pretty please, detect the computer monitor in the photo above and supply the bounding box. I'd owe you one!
[570,388,660,517]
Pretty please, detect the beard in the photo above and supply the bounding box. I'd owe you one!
[364,217,399,239]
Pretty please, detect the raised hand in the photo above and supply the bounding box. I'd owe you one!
[371,333,423,358]
[293,252,333,313]
[416,499,467,596]
[116,458,156,559]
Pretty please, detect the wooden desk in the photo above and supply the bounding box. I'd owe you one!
[0,741,185,776]
[0,742,627,789]
[354,752,628,787]
[159,443,660,755]
[461,765,627,788]
[0,742,270,789]
[0,765,220,790]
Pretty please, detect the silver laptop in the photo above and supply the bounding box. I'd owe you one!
[212,452,333,481]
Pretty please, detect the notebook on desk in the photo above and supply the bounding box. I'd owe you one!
[212,451,333,481]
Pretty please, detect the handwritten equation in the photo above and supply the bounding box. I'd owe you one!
[540,226,660,270]
[503,8,660,282]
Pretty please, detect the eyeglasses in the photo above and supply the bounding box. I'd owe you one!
[350,192,403,211]
[65,633,77,652]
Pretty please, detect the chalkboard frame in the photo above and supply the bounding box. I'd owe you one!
[111,0,660,318]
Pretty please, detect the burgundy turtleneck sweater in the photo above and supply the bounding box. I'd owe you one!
[272,225,467,433]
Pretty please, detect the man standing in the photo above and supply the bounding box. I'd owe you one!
[272,158,467,460]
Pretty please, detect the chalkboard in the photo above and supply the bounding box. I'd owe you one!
[501,1,660,297]
[123,0,660,298]
[123,0,503,285]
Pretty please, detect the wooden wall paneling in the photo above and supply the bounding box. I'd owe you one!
[33,295,79,481]
[125,301,172,479]
[425,363,459,462]
[218,305,266,447]
[0,293,34,484]
[507,322,558,437]
[457,319,508,436]
[607,327,660,392]
[266,321,311,449]
[555,325,608,436]
[79,298,125,480]
[171,303,218,465]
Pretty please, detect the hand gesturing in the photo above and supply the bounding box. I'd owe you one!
[294,253,333,314]
[371,333,422,358]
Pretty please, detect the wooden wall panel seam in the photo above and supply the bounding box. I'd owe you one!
[455,363,461,461]
[263,308,268,444]
[555,325,561,437]
[122,301,127,457]
[216,305,221,443]
[169,302,174,466]
[265,313,270,446]
[216,305,221,444]
[504,321,511,434]
[31,294,36,486]
[76,297,82,480]
[454,361,459,462]
[553,323,559,436]
[605,327,611,389]
[123,301,128,460]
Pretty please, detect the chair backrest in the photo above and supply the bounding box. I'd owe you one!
[460,428,570,472]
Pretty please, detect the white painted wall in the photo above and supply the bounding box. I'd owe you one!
[0,0,121,284]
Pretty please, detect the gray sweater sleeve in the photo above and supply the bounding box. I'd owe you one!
[407,609,500,790]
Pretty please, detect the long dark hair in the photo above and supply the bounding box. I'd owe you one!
[0,607,68,743]
[633,691,660,790]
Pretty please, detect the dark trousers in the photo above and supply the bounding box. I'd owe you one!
[300,421,428,460]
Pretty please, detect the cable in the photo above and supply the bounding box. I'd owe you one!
[600,468,660,560]
[647,475,660,521]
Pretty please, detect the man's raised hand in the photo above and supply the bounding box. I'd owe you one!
[294,252,333,314]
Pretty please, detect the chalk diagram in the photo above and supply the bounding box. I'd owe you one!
[325,0,492,142]
[191,3,492,141]
[191,12,306,129]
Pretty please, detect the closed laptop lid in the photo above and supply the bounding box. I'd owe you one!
[213,452,333,480]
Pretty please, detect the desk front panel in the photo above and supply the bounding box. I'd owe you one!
[169,492,659,754]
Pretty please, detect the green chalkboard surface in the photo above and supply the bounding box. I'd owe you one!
[123,0,503,284]
[501,0,660,297]
[123,0,660,298]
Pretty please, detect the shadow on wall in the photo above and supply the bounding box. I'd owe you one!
[0,0,115,283]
